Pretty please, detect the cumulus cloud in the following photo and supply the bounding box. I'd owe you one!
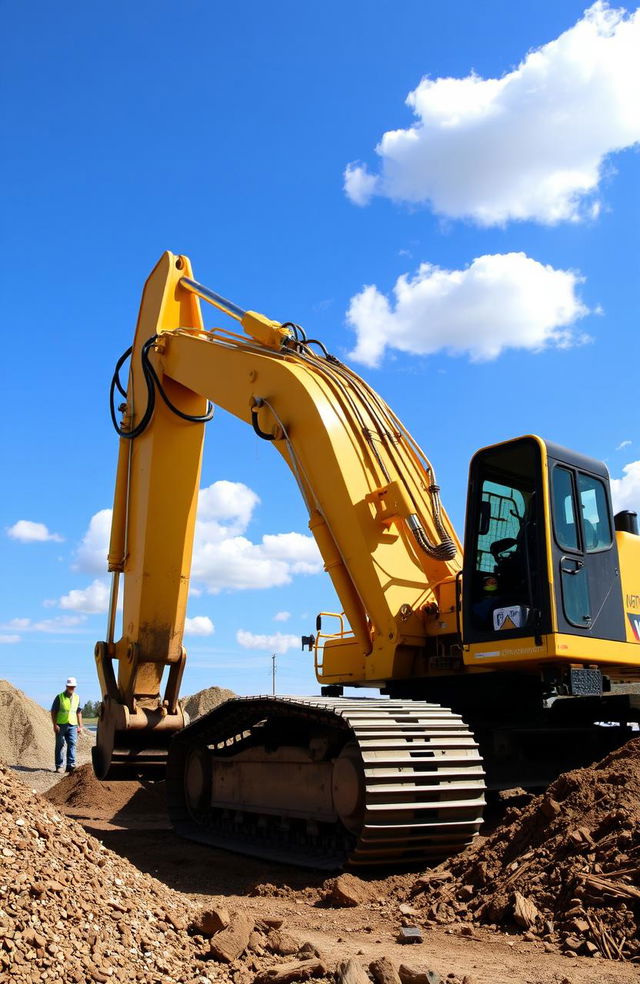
[197,481,260,540]
[2,615,86,633]
[59,579,111,615]
[184,615,215,636]
[236,630,300,653]
[344,3,640,225]
[273,611,291,622]
[192,482,322,593]
[74,509,111,574]
[7,520,63,543]
[347,252,591,366]
[611,461,640,513]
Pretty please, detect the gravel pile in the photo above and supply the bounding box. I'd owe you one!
[411,737,640,961]
[181,686,236,722]
[0,760,218,983]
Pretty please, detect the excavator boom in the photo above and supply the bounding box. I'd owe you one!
[94,252,465,780]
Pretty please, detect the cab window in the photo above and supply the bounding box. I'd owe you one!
[552,467,579,551]
[476,481,526,573]
[465,439,542,636]
[578,473,612,552]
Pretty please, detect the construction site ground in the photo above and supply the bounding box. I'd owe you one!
[3,682,640,984]
[17,764,635,984]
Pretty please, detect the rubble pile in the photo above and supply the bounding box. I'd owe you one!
[181,686,236,722]
[411,737,640,961]
[0,760,215,983]
[0,680,92,771]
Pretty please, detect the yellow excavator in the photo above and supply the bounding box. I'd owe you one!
[93,252,640,868]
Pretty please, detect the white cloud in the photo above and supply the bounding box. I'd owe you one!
[2,615,86,634]
[0,635,20,644]
[616,439,632,451]
[344,3,640,225]
[184,615,215,636]
[274,611,291,622]
[260,533,323,575]
[197,480,260,540]
[236,630,300,653]
[347,252,590,367]
[7,520,63,543]
[192,482,322,593]
[75,509,111,574]
[59,579,111,615]
[611,461,640,513]
[344,163,378,206]
[192,534,322,593]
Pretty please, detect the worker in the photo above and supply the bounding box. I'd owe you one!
[50,677,84,774]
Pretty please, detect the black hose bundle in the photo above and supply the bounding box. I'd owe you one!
[110,335,214,440]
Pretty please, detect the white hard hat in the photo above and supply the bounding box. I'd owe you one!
[66,676,77,687]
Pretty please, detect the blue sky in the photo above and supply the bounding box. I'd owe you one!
[1,1,639,708]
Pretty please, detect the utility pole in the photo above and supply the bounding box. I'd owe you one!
[271,653,277,695]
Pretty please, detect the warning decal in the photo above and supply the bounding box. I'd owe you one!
[628,613,640,642]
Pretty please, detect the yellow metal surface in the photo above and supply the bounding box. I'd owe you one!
[100,253,207,711]
[617,530,640,644]
[161,325,462,683]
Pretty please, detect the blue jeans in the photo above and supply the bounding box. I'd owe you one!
[54,723,77,771]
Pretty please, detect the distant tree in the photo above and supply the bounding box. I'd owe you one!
[82,699,100,718]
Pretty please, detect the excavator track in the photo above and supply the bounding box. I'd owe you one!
[166,697,485,869]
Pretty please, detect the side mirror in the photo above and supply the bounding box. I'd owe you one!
[316,614,322,632]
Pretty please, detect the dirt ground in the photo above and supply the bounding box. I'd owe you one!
[11,737,94,794]
[30,772,637,984]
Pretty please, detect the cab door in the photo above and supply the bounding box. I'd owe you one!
[550,461,625,640]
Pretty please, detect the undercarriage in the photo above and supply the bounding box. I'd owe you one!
[166,696,485,869]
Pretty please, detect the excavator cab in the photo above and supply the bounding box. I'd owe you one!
[462,435,631,672]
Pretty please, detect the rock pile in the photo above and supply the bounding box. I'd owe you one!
[0,759,212,983]
[181,686,236,722]
[411,737,640,961]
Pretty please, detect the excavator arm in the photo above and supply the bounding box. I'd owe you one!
[93,251,463,779]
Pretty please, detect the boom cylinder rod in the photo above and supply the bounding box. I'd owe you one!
[106,572,120,645]
[180,277,245,323]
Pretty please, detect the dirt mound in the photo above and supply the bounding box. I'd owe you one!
[0,679,55,768]
[411,737,640,961]
[181,685,235,721]
[45,763,166,819]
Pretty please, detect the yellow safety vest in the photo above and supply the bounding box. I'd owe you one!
[56,692,79,726]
